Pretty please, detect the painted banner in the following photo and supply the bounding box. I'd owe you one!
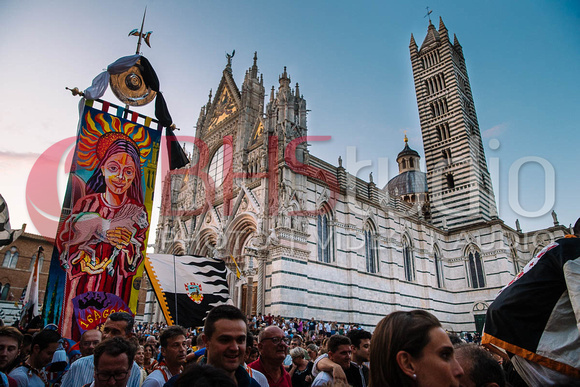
[43,102,160,340]
[146,254,231,328]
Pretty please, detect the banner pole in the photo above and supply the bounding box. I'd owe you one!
[173,251,178,326]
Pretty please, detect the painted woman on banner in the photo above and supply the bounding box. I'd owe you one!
[56,111,151,339]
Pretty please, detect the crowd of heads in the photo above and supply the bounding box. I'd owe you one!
[0,305,513,387]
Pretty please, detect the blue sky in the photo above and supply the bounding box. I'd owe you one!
[0,0,578,239]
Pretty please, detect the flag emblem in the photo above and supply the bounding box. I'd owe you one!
[185,282,204,304]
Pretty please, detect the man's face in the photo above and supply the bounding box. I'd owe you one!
[290,339,301,349]
[329,344,352,370]
[102,319,129,340]
[258,327,288,365]
[352,338,370,363]
[94,353,131,387]
[0,336,19,370]
[161,335,187,367]
[203,319,246,375]
[80,330,102,357]
[33,342,60,369]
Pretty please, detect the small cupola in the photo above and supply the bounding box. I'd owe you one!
[397,135,421,173]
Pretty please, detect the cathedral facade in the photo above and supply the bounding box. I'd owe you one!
[152,18,567,332]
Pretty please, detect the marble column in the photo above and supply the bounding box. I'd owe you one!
[256,257,266,315]
[246,276,253,316]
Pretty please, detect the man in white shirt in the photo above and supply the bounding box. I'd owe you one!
[143,326,187,386]
[324,322,332,338]
[311,335,352,387]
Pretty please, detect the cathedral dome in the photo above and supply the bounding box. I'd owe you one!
[386,170,428,197]
[387,136,429,201]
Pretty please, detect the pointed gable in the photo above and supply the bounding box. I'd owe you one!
[205,70,242,132]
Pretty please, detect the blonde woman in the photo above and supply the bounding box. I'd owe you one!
[289,347,314,387]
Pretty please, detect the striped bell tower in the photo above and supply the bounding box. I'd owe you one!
[410,17,497,229]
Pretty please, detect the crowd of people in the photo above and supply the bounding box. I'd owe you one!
[0,307,513,387]
[0,219,578,386]
[132,316,481,349]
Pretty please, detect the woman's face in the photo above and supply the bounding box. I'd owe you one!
[144,346,152,359]
[412,327,464,387]
[135,346,145,366]
[307,349,317,361]
[101,152,136,195]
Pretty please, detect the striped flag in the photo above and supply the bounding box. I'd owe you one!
[0,194,25,246]
[145,254,232,328]
[20,246,42,328]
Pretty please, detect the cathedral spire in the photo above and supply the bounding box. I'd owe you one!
[251,51,258,78]
[438,16,448,39]
[420,20,441,51]
[270,86,275,102]
[410,33,417,49]
[205,89,212,114]
[295,83,300,98]
[439,16,447,32]
[279,66,290,89]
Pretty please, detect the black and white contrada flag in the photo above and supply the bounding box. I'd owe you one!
[145,254,232,328]
[0,194,25,247]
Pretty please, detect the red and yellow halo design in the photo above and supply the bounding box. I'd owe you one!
[77,111,152,171]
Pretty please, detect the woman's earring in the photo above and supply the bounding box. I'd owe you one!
[412,374,417,379]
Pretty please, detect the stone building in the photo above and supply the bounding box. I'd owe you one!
[0,232,54,324]
[150,18,568,332]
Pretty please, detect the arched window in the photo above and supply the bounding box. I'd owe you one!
[403,235,415,282]
[364,221,378,273]
[0,283,10,300]
[2,247,19,268]
[317,204,334,263]
[434,245,444,288]
[467,246,485,288]
[208,144,232,187]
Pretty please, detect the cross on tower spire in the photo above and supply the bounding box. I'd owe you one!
[424,6,433,23]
